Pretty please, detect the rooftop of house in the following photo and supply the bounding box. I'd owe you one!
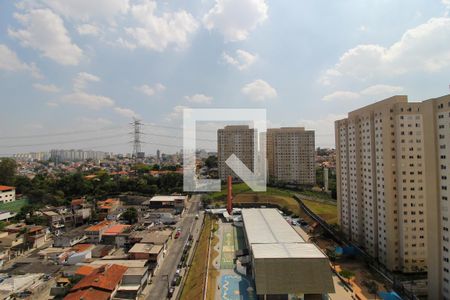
[128,243,153,254]
[71,243,94,253]
[75,265,99,277]
[64,288,111,300]
[102,224,130,236]
[85,220,113,232]
[0,185,15,192]
[71,198,85,206]
[140,229,172,244]
[70,264,128,293]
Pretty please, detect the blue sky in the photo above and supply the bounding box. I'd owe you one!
[1,0,450,155]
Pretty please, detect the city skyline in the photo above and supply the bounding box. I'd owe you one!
[1,0,450,155]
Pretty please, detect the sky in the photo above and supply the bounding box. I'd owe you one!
[1,0,450,155]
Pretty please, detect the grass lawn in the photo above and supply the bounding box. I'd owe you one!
[301,198,338,224]
[207,183,293,201]
[0,198,28,213]
[180,215,213,300]
[233,193,302,216]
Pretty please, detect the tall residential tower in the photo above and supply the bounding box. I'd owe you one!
[335,94,450,300]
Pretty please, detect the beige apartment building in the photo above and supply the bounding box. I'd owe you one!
[218,125,255,181]
[335,94,450,300]
[266,127,315,185]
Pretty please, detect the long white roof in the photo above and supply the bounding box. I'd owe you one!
[242,208,305,245]
[252,243,326,259]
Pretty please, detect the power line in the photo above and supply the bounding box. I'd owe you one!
[0,125,127,140]
[1,133,129,148]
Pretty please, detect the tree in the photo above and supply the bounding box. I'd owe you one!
[122,207,138,224]
[0,158,17,185]
[205,155,218,169]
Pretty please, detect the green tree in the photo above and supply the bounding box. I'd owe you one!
[0,158,17,185]
[205,155,218,168]
[122,207,138,224]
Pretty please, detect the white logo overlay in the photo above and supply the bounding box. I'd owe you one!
[183,108,267,192]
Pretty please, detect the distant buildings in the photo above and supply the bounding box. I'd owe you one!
[217,125,316,186]
[266,127,315,185]
[50,149,108,162]
[0,186,15,204]
[218,125,255,181]
[335,94,450,300]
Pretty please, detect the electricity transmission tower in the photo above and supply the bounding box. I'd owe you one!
[130,118,143,160]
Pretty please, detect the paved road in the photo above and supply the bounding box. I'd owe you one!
[145,194,201,300]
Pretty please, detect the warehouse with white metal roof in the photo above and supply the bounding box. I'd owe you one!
[242,208,335,300]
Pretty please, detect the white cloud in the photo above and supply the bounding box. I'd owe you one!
[241,79,277,102]
[320,17,450,85]
[126,1,199,52]
[185,94,213,104]
[360,84,404,96]
[61,92,114,110]
[203,0,268,42]
[135,83,166,96]
[77,23,100,36]
[40,0,129,22]
[74,72,100,91]
[322,84,404,102]
[9,9,83,65]
[166,105,189,121]
[0,44,42,78]
[444,0,450,8]
[116,37,137,49]
[222,49,257,70]
[298,113,347,147]
[33,83,60,93]
[322,91,360,102]
[114,106,138,118]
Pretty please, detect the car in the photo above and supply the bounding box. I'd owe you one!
[168,287,175,298]
[195,214,199,219]
[175,231,181,239]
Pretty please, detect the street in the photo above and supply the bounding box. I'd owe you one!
[145,194,201,300]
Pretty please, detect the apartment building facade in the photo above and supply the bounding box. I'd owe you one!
[336,94,450,300]
[218,125,255,181]
[266,127,315,185]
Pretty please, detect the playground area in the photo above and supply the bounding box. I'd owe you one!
[213,221,256,300]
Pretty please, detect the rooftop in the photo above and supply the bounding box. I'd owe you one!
[149,195,187,202]
[0,186,15,191]
[128,243,153,254]
[64,287,111,300]
[71,264,128,292]
[85,220,112,232]
[102,224,130,236]
[242,208,305,245]
[252,243,326,259]
[90,259,148,268]
[140,229,172,244]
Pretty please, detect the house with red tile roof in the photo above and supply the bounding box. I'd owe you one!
[96,198,121,220]
[0,185,15,204]
[64,264,128,300]
[84,220,114,243]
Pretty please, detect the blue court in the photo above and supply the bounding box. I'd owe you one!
[221,274,256,300]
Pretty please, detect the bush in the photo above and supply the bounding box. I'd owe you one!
[339,269,355,279]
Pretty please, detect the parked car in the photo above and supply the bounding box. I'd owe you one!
[168,287,175,298]
[175,231,181,239]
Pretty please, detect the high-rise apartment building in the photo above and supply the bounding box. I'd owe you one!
[335,94,450,300]
[266,127,315,185]
[218,125,255,181]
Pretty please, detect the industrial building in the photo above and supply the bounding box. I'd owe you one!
[241,208,334,300]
